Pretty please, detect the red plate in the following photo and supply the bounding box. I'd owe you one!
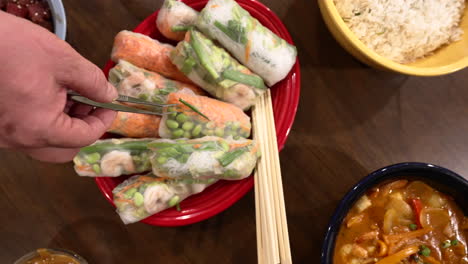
[95,0,300,226]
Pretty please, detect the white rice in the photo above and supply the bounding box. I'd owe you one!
[333,0,466,63]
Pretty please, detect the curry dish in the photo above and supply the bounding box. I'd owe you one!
[334,180,468,264]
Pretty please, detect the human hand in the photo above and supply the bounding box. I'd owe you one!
[0,11,118,163]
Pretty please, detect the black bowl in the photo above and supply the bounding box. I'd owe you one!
[321,162,468,264]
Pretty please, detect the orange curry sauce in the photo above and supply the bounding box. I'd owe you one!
[334,180,468,264]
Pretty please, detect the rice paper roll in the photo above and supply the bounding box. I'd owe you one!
[148,136,260,180]
[156,0,199,41]
[159,89,251,140]
[113,173,217,224]
[196,0,297,86]
[170,29,267,110]
[73,139,153,177]
[108,112,161,138]
[108,60,204,105]
[111,30,192,83]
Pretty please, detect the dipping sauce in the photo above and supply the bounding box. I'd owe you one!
[23,249,80,264]
[334,180,468,264]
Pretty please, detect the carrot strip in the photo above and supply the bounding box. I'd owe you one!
[245,39,251,62]
[384,227,433,244]
[375,245,419,264]
[423,256,441,264]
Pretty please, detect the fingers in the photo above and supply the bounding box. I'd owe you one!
[56,53,118,103]
[68,102,94,118]
[47,108,117,148]
[23,147,80,163]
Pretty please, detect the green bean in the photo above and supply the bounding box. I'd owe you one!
[85,152,101,164]
[157,156,168,164]
[172,129,185,138]
[192,124,202,137]
[218,148,247,167]
[168,195,181,207]
[215,127,224,137]
[222,70,266,90]
[182,122,194,131]
[133,192,144,207]
[180,154,190,163]
[189,30,220,79]
[176,113,188,123]
[80,140,151,155]
[166,120,179,130]
[158,149,181,159]
[92,164,101,174]
[124,188,137,199]
[153,89,160,95]
[183,131,191,139]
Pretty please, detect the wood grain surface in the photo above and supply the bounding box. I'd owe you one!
[1,0,468,263]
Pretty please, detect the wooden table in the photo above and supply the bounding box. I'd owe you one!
[1,0,468,263]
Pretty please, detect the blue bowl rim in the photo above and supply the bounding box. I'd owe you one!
[320,162,468,264]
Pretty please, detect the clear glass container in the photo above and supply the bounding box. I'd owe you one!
[14,248,88,264]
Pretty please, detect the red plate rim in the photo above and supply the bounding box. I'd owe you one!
[95,0,301,226]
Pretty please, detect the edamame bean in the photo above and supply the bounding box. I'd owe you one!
[233,135,240,140]
[220,141,230,152]
[154,89,160,95]
[215,127,224,137]
[176,113,188,123]
[124,188,138,199]
[138,94,149,101]
[85,152,101,164]
[183,131,191,139]
[166,119,179,129]
[172,129,184,138]
[168,196,180,207]
[192,124,202,137]
[157,156,167,164]
[133,192,144,207]
[182,122,194,131]
[232,121,240,130]
[92,164,101,174]
[204,129,214,136]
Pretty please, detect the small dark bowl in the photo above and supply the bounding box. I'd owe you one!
[321,162,468,264]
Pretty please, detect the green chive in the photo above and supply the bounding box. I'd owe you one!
[214,20,246,44]
[451,239,458,246]
[222,70,266,90]
[176,203,181,211]
[179,98,210,121]
[409,223,418,230]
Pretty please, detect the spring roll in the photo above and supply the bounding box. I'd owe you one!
[156,0,199,41]
[108,60,203,105]
[108,112,161,138]
[196,0,297,86]
[113,173,217,224]
[111,30,192,83]
[73,139,153,177]
[148,136,260,180]
[159,89,251,140]
[171,29,267,110]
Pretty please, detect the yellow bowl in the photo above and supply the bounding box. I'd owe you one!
[318,0,468,76]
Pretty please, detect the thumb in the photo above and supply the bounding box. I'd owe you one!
[56,52,118,102]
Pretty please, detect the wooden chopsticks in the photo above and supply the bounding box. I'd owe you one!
[253,90,292,264]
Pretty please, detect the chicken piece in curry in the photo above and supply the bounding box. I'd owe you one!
[334,180,468,264]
